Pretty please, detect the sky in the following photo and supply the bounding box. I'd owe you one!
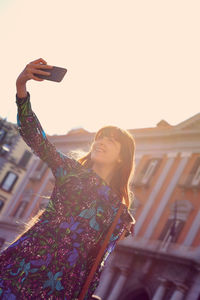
[0,0,200,135]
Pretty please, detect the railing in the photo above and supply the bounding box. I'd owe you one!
[119,236,196,258]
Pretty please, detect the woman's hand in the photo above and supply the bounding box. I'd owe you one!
[16,58,53,98]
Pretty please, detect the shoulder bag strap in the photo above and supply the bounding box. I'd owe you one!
[78,203,124,300]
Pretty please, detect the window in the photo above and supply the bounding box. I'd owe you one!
[13,201,28,218]
[180,157,200,188]
[0,172,18,192]
[0,200,4,211]
[0,237,5,250]
[18,150,32,168]
[159,219,184,244]
[191,164,200,187]
[141,159,159,185]
[0,144,10,156]
[30,161,48,181]
[134,158,161,187]
[158,200,192,249]
[0,128,6,142]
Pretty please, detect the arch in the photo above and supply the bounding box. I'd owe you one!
[121,288,150,300]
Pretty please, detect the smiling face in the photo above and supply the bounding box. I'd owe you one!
[91,135,122,167]
[78,125,135,207]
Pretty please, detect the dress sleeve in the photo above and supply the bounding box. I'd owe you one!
[16,92,80,177]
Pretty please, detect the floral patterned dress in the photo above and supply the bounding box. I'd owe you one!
[0,93,134,300]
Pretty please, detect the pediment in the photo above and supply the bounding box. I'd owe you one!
[67,128,89,136]
[180,120,200,130]
[175,113,200,131]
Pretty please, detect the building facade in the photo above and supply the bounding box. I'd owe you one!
[94,113,200,300]
[0,118,35,249]
[0,113,200,299]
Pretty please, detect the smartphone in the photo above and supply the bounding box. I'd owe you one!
[35,66,67,82]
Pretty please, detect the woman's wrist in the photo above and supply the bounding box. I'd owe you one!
[16,81,27,99]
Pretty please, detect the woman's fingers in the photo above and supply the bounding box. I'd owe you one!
[31,75,45,81]
[29,68,51,76]
[33,63,53,70]
[25,63,53,81]
[30,58,47,65]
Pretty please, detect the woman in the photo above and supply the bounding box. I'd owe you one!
[0,58,135,299]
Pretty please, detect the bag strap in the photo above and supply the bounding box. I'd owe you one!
[78,203,124,300]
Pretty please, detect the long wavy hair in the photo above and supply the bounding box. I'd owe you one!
[79,126,135,208]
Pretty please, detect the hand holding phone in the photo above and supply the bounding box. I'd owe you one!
[16,59,67,98]
[35,66,67,82]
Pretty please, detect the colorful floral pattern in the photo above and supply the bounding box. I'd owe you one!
[0,93,134,299]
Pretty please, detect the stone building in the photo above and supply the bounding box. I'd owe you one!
[0,117,35,249]
[94,113,200,300]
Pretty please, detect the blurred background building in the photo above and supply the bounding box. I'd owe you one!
[0,113,199,299]
[0,117,34,247]
[94,113,200,300]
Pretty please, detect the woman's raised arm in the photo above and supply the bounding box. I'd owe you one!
[16,58,80,177]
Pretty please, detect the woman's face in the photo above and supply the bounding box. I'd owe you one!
[91,136,121,167]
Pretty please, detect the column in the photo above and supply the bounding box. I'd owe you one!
[183,210,200,246]
[107,268,128,300]
[152,278,169,300]
[185,268,200,300]
[93,269,115,300]
[171,283,188,300]
[93,254,116,300]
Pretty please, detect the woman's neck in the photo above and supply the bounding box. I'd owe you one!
[92,163,115,185]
